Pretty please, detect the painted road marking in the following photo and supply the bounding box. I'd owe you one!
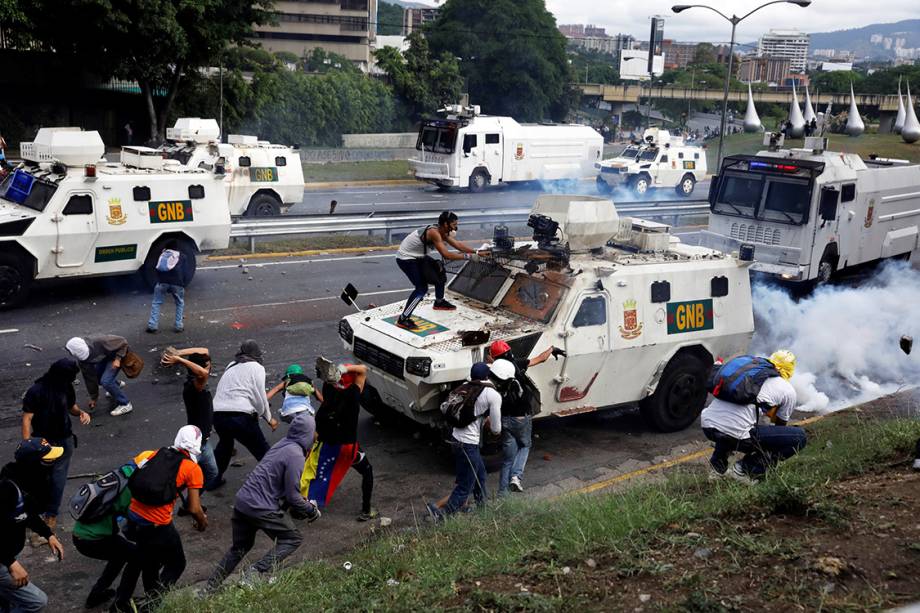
[0,329,19,334]
[304,189,424,196]
[200,253,395,271]
[198,287,411,314]
[338,200,441,207]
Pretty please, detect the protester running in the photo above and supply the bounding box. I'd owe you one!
[66,335,133,416]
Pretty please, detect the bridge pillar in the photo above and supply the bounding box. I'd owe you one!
[878,110,897,134]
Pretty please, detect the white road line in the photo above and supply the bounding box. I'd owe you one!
[199,287,411,314]
[338,200,441,207]
[0,329,19,335]
[200,253,395,271]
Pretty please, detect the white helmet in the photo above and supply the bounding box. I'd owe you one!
[490,359,516,381]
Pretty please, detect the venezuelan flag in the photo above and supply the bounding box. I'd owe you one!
[300,441,358,508]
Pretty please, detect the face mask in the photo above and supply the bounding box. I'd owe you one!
[449,230,457,238]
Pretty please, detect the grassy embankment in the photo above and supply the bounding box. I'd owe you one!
[707,132,920,169]
[162,409,920,612]
[301,160,411,183]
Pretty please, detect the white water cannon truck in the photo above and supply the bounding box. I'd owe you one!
[0,127,231,307]
[702,134,920,283]
[159,118,305,216]
[409,105,603,192]
[338,195,755,432]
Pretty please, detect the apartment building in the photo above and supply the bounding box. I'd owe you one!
[738,56,792,84]
[757,29,809,73]
[253,0,378,70]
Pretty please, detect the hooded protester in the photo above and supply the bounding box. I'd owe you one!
[701,350,807,484]
[206,414,320,591]
[111,426,207,613]
[0,438,66,613]
[211,341,278,484]
[65,335,133,417]
[21,359,91,540]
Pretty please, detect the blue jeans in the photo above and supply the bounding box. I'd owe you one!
[147,283,185,331]
[397,258,444,318]
[499,416,532,494]
[198,438,219,490]
[94,360,129,406]
[0,564,48,612]
[44,435,74,517]
[445,442,487,515]
[703,425,807,476]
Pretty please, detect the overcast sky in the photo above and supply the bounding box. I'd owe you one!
[545,0,919,48]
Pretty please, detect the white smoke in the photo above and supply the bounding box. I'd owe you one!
[750,261,920,413]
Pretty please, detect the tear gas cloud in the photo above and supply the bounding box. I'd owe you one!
[750,261,920,413]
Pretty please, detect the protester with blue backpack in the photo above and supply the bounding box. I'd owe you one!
[701,350,806,484]
[146,240,189,334]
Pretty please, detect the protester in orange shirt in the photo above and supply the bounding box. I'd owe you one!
[111,426,207,612]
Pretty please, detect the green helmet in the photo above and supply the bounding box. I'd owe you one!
[285,364,304,377]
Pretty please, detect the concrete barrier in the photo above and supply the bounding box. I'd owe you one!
[341,133,417,148]
[299,148,416,164]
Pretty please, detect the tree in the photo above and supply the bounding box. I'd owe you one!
[425,0,575,121]
[20,0,274,143]
[374,31,463,121]
[377,1,404,36]
[691,43,717,67]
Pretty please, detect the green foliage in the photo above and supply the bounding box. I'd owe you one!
[426,0,575,121]
[692,43,717,66]
[374,31,463,121]
[377,0,404,36]
[567,49,620,85]
[302,48,361,74]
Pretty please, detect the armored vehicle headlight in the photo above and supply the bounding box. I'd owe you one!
[338,319,354,344]
[405,356,432,378]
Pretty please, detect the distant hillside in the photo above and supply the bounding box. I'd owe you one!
[809,19,920,58]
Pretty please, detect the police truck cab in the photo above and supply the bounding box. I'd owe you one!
[0,127,230,307]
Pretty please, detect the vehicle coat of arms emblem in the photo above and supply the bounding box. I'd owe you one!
[618,299,643,339]
[514,143,524,160]
[106,198,127,225]
[864,200,874,228]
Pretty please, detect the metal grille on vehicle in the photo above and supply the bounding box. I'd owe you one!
[729,223,782,245]
[353,338,405,380]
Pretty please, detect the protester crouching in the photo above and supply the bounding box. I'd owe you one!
[65,335,133,417]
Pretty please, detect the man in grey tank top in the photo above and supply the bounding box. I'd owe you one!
[394,211,486,329]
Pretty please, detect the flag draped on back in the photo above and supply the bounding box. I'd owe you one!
[299,441,358,508]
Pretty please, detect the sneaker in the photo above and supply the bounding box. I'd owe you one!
[912,459,920,471]
[728,463,757,486]
[707,461,728,481]
[433,299,457,311]
[174,327,184,333]
[509,476,524,493]
[145,328,157,334]
[357,508,378,522]
[425,502,444,523]
[86,588,116,609]
[110,403,133,417]
[396,316,416,329]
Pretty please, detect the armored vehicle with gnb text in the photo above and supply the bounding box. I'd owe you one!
[339,195,755,432]
[0,127,230,307]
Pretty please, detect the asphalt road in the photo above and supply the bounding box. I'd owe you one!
[291,179,712,216]
[1,250,714,610]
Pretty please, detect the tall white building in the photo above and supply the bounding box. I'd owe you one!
[758,29,809,73]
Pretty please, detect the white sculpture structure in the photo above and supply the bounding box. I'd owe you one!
[845,83,865,137]
[894,77,906,135]
[743,83,762,133]
[787,82,805,138]
[903,81,920,144]
[803,85,816,124]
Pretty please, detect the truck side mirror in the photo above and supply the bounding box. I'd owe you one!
[819,187,839,221]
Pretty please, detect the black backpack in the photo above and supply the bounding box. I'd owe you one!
[69,464,134,523]
[440,382,491,427]
[707,355,780,405]
[128,448,185,506]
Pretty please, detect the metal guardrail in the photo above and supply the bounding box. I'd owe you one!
[229,200,710,252]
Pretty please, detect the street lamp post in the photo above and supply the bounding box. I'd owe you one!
[672,0,811,167]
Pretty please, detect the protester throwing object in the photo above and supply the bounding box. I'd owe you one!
[65,335,134,417]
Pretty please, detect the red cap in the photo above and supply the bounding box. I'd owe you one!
[489,340,511,359]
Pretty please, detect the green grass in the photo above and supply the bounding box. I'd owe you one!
[706,132,920,170]
[301,160,412,183]
[160,411,920,612]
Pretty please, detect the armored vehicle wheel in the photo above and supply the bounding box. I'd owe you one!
[632,174,650,196]
[640,353,709,432]
[815,259,834,285]
[141,237,198,289]
[246,193,281,216]
[469,169,490,193]
[596,176,613,194]
[676,174,696,197]
[0,254,31,309]
[360,385,399,424]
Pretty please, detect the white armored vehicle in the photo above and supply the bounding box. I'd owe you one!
[0,127,230,307]
[159,118,305,216]
[409,105,603,192]
[339,195,754,432]
[702,134,920,283]
[596,128,707,197]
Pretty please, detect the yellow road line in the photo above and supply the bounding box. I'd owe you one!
[205,244,399,262]
[564,412,830,498]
